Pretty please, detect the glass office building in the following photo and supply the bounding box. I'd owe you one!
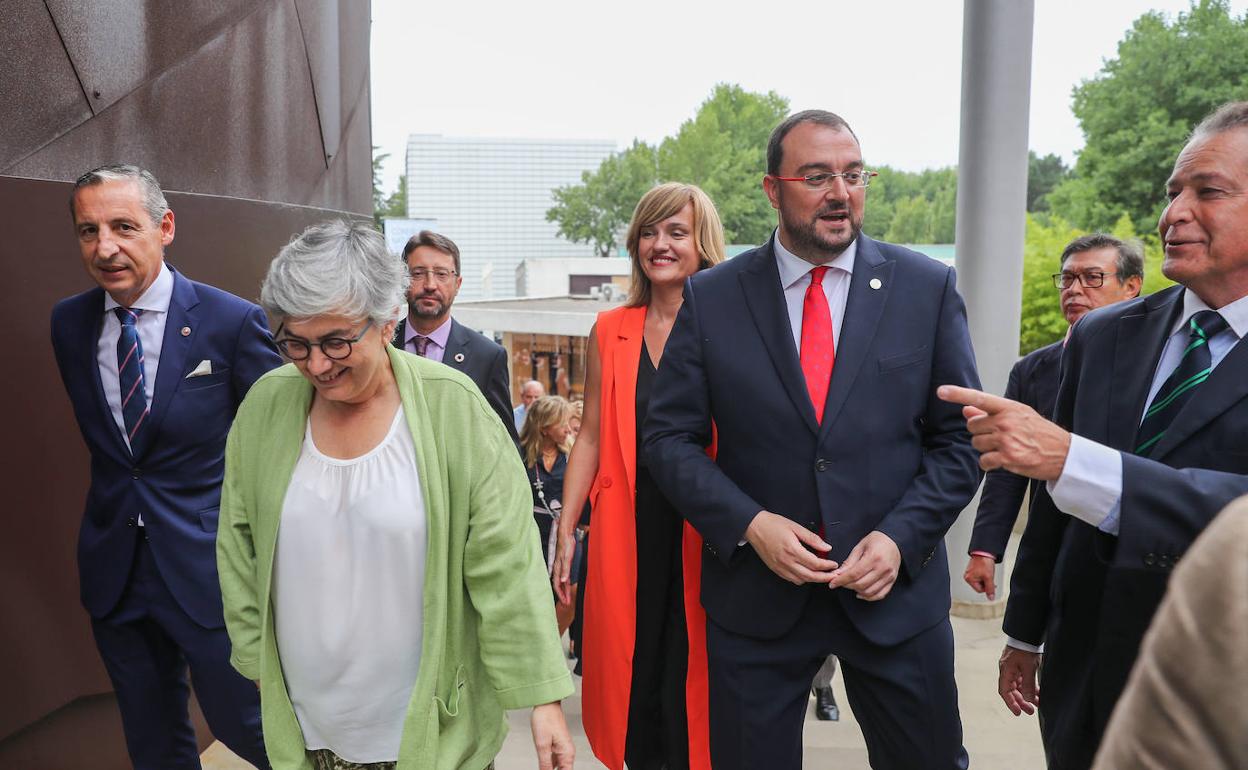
[406,135,617,300]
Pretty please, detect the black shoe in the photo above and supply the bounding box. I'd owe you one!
[813,685,840,721]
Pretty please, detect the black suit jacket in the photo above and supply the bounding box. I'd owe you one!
[968,339,1063,560]
[394,316,519,444]
[643,235,982,646]
[1004,285,1248,769]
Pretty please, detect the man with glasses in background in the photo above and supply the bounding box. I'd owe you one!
[963,234,1143,600]
[644,110,981,769]
[394,230,519,443]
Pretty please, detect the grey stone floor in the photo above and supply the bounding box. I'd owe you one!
[204,611,1045,770]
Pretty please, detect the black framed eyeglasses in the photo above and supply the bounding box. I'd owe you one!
[275,319,374,360]
[408,267,459,284]
[1052,271,1107,289]
[770,170,878,189]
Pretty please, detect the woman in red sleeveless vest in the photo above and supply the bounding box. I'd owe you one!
[553,183,726,770]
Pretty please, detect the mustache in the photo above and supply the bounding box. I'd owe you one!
[815,203,850,217]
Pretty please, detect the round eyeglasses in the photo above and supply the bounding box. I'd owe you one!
[275,319,374,360]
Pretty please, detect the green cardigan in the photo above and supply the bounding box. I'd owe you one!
[217,346,573,769]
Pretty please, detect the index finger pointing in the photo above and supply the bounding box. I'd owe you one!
[937,385,1013,414]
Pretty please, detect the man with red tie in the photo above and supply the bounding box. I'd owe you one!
[644,111,982,770]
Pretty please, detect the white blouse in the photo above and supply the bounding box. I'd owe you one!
[273,406,427,763]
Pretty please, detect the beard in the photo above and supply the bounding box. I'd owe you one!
[783,201,861,260]
[408,293,447,319]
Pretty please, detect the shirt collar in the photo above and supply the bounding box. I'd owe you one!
[1175,288,1248,340]
[773,231,857,290]
[103,262,173,314]
[405,313,453,348]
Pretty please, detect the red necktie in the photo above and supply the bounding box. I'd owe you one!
[800,266,835,423]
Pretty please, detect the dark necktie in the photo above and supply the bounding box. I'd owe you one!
[1135,310,1228,457]
[115,307,150,446]
[800,266,835,423]
[412,335,430,357]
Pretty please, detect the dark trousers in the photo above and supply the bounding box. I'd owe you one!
[90,537,268,770]
[706,589,967,770]
[625,467,689,770]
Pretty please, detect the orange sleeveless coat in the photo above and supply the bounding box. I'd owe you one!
[580,305,711,770]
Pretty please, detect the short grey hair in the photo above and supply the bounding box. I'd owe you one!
[70,164,169,226]
[1191,101,1248,141]
[261,220,407,326]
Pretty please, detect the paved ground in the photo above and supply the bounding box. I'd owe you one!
[204,612,1045,770]
[204,539,1046,769]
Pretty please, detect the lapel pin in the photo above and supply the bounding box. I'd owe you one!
[869,278,883,290]
[181,326,191,336]
[454,352,465,363]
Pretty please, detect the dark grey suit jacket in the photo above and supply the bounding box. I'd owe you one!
[394,316,519,445]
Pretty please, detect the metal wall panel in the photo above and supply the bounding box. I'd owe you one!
[0,0,371,760]
[44,0,258,114]
[0,0,92,168]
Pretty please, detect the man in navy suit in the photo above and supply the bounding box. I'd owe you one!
[644,111,982,769]
[940,101,1248,769]
[963,234,1142,600]
[392,230,519,444]
[51,165,278,769]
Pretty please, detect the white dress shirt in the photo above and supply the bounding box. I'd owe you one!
[273,406,426,764]
[1008,289,1248,653]
[773,232,857,353]
[97,263,173,453]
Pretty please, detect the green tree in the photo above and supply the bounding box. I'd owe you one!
[885,196,934,243]
[372,146,390,225]
[1027,151,1071,212]
[379,175,408,221]
[1048,0,1248,233]
[547,84,787,252]
[547,140,659,258]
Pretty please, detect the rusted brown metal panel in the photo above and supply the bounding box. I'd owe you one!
[43,0,259,114]
[0,0,92,168]
[0,0,371,761]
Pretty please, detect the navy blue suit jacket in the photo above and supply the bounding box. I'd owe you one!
[643,235,982,646]
[51,267,280,628]
[968,339,1063,560]
[1004,285,1248,768]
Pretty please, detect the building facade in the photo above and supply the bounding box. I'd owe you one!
[406,135,616,300]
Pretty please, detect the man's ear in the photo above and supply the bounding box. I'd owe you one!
[1126,275,1143,298]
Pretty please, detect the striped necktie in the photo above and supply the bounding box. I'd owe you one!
[412,335,430,357]
[114,307,150,447]
[1135,310,1228,457]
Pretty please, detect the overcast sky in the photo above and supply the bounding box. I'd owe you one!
[370,0,1248,193]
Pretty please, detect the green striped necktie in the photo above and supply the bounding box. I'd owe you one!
[1135,310,1228,457]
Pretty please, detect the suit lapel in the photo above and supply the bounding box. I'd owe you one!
[613,307,645,496]
[1152,300,1248,459]
[443,319,469,371]
[391,318,407,349]
[133,270,198,459]
[738,240,820,435]
[819,237,892,438]
[1107,287,1183,451]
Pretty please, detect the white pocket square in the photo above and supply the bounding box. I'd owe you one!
[185,360,213,378]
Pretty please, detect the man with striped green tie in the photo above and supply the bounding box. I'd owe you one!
[938,100,1248,770]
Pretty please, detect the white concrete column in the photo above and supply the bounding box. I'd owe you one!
[946,0,1035,612]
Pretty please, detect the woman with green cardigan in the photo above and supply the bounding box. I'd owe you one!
[217,221,574,770]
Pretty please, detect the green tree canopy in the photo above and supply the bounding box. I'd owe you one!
[547,84,787,254]
[1048,0,1248,234]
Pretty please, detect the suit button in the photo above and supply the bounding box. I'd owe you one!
[131,467,141,479]
[815,459,828,472]
[1143,552,1157,567]
[600,475,613,489]
[127,517,136,527]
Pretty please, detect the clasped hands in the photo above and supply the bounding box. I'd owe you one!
[745,511,901,601]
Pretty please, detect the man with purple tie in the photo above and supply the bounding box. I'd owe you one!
[393,230,519,443]
[50,165,278,769]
